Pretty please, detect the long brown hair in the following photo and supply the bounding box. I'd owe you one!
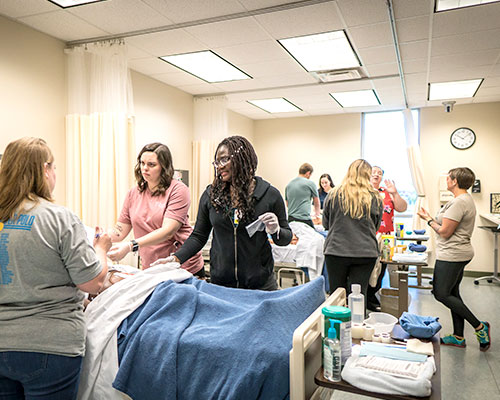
[0,137,54,222]
[329,159,381,219]
[134,142,174,196]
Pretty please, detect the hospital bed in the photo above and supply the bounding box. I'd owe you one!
[78,264,346,400]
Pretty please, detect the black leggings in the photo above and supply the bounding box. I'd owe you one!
[433,259,481,337]
[325,255,377,300]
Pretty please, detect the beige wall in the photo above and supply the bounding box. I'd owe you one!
[253,103,500,273]
[0,15,67,204]
[420,102,500,272]
[228,110,254,143]
[131,70,194,175]
[253,114,361,195]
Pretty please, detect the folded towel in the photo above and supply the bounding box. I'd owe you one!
[407,339,434,356]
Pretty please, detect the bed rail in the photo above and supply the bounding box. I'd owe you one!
[289,287,346,400]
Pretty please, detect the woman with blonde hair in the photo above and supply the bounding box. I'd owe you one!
[322,159,383,298]
[0,137,111,399]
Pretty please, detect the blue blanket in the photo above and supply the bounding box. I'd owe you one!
[113,277,325,400]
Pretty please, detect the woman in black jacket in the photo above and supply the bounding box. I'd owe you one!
[153,136,292,290]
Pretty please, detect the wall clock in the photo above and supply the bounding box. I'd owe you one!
[450,127,476,150]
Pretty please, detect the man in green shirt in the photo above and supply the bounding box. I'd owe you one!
[285,163,320,229]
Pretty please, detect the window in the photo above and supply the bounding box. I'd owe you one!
[362,110,419,229]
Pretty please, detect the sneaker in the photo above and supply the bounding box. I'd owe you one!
[440,334,466,348]
[475,321,491,352]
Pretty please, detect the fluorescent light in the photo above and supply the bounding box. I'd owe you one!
[428,79,483,100]
[435,0,500,12]
[278,30,360,72]
[48,0,107,8]
[329,90,380,108]
[247,98,302,113]
[160,51,251,83]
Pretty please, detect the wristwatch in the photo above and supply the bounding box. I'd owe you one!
[130,239,139,252]
[427,219,434,226]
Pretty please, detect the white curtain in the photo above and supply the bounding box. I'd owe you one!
[403,109,428,231]
[191,96,228,218]
[65,40,135,229]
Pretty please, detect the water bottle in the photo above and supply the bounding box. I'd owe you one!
[323,322,342,382]
[348,284,365,324]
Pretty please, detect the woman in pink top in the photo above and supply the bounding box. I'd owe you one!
[107,142,204,275]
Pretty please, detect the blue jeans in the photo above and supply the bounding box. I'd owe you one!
[0,352,83,400]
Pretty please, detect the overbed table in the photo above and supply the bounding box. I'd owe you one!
[314,325,441,400]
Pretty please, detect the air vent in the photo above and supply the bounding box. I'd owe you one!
[311,68,363,83]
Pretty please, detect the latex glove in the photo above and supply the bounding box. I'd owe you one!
[258,212,280,235]
[150,255,180,267]
[107,242,131,262]
[93,227,112,252]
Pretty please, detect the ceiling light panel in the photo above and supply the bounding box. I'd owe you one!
[160,51,251,83]
[428,79,483,100]
[48,0,106,8]
[247,98,302,113]
[278,30,361,72]
[329,90,380,107]
[435,0,500,12]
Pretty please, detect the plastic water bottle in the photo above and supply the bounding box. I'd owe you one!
[382,239,391,262]
[348,284,365,324]
[323,322,342,382]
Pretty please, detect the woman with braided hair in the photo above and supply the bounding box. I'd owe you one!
[153,136,292,290]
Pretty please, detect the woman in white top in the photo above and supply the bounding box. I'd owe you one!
[418,167,490,351]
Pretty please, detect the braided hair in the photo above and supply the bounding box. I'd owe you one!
[210,136,258,222]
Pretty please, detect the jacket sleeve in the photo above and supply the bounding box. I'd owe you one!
[270,187,292,246]
[322,194,332,230]
[175,189,212,263]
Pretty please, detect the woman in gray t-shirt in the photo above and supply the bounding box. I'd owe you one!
[0,137,112,398]
[418,167,490,351]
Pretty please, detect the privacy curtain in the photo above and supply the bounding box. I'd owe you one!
[191,96,228,218]
[403,109,428,231]
[65,40,135,229]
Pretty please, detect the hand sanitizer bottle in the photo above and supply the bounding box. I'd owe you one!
[348,284,365,324]
[323,321,342,382]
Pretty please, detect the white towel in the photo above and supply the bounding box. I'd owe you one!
[341,345,436,397]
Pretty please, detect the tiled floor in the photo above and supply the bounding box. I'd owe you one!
[329,274,500,399]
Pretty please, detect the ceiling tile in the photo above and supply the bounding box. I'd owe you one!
[127,43,153,59]
[238,59,306,78]
[396,16,429,43]
[254,2,343,39]
[67,0,173,35]
[430,50,500,71]
[0,0,59,18]
[152,71,205,86]
[126,29,206,56]
[403,58,428,74]
[428,66,491,81]
[393,0,432,19]
[482,76,500,87]
[432,2,500,37]
[186,17,271,48]
[400,40,429,60]
[336,0,388,27]
[129,58,180,75]
[358,45,397,65]
[214,40,289,65]
[142,0,246,23]
[431,30,500,56]
[364,63,400,77]
[403,73,427,91]
[18,10,109,41]
[178,82,223,95]
[348,22,393,49]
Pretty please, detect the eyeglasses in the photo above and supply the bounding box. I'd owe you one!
[212,156,231,168]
